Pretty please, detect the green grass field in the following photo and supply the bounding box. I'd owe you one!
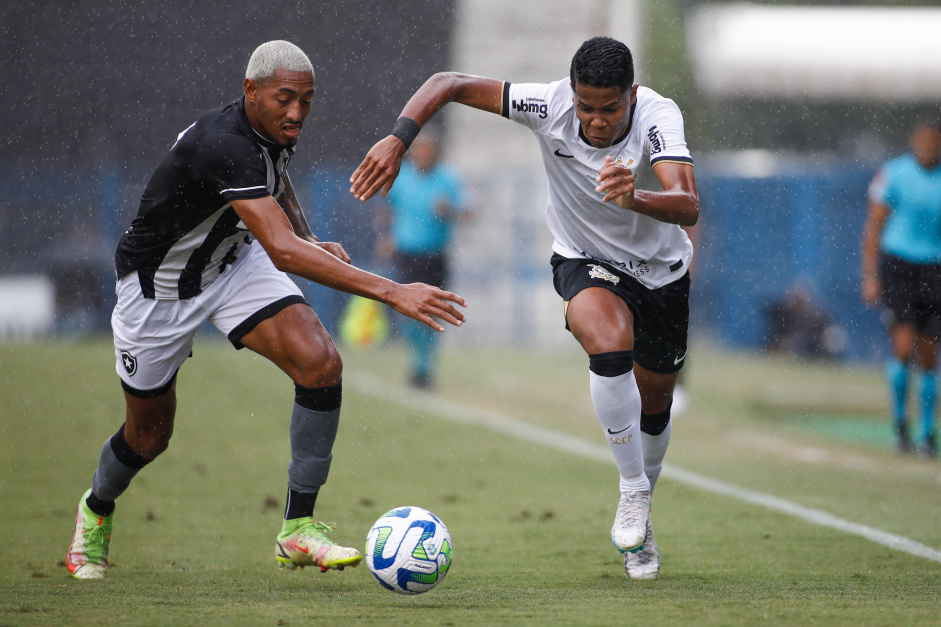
[1,337,939,626]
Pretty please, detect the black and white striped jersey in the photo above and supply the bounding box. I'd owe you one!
[115,97,293,300]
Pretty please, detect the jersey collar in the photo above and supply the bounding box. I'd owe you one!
[577,100,637,148]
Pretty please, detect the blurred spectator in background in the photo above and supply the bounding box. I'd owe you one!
[764,282,846,361]
[375,133,471,388]
[861,118,941,458]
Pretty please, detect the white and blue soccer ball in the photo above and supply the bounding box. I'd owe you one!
[365,506,452,595]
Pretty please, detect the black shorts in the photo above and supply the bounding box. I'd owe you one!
[880,254,941,335]
[393,251,448,290]
[551,254,690,374]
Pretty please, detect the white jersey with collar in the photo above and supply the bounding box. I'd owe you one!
[503,79,693,289]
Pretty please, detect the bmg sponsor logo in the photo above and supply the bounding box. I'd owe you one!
[647,125,664,155]
[512,98,548,119]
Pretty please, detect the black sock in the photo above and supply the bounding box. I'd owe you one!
[284,488,318,520]
[85,491,116,517]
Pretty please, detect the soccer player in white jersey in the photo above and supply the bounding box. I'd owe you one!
[350,37,699,580]
[65,41,467,579]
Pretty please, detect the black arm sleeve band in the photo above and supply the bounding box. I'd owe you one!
[391,117,421,149]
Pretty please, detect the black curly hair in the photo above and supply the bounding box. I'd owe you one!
[569,36,633,93]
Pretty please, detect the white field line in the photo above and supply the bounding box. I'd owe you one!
[351,372,941,564]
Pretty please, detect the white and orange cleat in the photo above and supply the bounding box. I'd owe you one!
[67,489,113,579]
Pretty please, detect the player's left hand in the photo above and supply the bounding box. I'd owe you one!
[596,156,638,209]
[316,241,351,264]
[387,283,468,332]
[350,135,407,201]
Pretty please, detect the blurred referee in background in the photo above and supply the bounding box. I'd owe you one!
[862,118,941,459]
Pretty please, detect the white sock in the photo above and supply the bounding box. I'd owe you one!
[589,370,650,493]
[642,419,672,494]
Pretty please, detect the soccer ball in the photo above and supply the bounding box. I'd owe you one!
[365,506,452,595]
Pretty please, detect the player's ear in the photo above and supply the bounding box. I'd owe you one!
[244,78,258,103]
[629,84,638,105]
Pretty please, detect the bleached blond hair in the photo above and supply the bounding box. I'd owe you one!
[245,40,314,83]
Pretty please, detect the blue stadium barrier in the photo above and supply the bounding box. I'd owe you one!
[694,166,886,362]
[0,160,892,361]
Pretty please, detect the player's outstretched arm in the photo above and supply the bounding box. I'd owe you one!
[231,196,466,331]
[350,73,504,201]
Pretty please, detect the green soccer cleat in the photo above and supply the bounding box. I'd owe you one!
[67,489,113,580]
[275,518,362,572]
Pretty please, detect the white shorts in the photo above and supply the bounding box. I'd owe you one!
[112,243,306,396]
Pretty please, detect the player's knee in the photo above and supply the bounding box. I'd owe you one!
[638,378,677,415]
[126,424,174,460]
[569,308,622,353]
[917,344,938,369]
[576,321,633,353]
[641,395,672,416]
[124,394,176,460]
[293,342,343,388]
[141,433,172,458]
[895,347,915,363]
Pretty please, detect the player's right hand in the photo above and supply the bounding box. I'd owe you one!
[387,283,467,332]
[596,156,637,207]
[350,136,406,201]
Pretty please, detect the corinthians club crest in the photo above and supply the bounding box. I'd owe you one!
[120,351,138,376]
[587,264,620,285]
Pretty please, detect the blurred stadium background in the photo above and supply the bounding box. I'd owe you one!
[3,0,941,363]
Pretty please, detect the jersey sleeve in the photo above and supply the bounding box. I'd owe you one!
[642,97,693,167]
[193,131,271,202]
[502,79,570,133]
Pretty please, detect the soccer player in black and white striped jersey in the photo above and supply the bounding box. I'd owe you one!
[66,40,467,580]
[352,37,699,580]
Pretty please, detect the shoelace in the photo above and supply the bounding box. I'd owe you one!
[83,523,111,562]
[631,550,650,564]
[299,520,338,543]
[615,495,647,528]
[632,548,654,565]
